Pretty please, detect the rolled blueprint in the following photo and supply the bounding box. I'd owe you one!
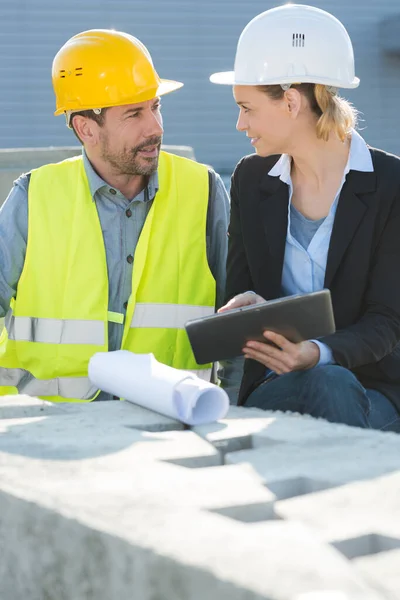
[88,350,229,426]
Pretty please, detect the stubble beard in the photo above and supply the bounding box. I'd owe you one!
[100,134,163,177]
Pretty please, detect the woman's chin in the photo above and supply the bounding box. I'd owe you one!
[253,146,270,157]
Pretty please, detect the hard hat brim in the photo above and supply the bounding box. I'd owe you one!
[210,71,360,89]
[210,71,236,85]
[158,78,184,97]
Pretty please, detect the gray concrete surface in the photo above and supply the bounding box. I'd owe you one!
[0,145,196,206]
[1,395,399,599]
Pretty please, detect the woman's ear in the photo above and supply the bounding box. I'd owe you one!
[284,88,302,118]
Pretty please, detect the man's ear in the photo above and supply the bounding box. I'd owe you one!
[72,115,100,146]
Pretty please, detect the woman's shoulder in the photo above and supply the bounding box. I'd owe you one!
[369,146,400,179]
[233,153,281,182]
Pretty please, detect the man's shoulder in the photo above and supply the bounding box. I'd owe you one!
[13,172,31,191]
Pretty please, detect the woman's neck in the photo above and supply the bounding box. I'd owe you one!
[289,132,351,191]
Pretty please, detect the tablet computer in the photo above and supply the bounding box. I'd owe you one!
[185,289,335,364]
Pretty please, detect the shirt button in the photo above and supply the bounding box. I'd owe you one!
[123,301,128,310]
[126,209,132,218]
[109,188,117,195]
[126,254,133,264]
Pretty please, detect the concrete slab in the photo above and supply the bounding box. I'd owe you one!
[194,405,285,455]
[0,486,385,600]
[0,394,183,431]
[353,550,400,600]
[275,472,400,547]
[252,412,373,447]
[0,395,393,599]
[225,432,400,500]
[275,473,400,599]
[0,411,217,468]
[195,406,371,458]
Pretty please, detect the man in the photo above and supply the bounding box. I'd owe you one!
[0,29,230,402]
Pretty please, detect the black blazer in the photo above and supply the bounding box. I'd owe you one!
[226,148,400,411]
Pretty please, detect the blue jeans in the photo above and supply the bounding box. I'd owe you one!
[245,365,400,433]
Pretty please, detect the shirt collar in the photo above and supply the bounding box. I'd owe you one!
[268,129,374,185]
[82,148,159,202]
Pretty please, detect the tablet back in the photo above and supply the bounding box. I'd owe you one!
[185,290,335,364]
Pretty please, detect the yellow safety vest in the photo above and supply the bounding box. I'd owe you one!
[0,151,216,402]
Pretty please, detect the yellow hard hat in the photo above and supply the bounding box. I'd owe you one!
[52,29,183,115]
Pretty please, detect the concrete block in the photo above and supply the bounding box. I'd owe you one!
[0,483,385,600]
[194,405,286,455]
[276,472,400,548]
[276,473,400,599]
[0,396,218,464]
[353,550,400,600]
[252,412,372,448]
[195,406,371,458]
[0,396,394,599]
[225,431,400,500]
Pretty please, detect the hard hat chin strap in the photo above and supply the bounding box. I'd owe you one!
[65,108,102,129]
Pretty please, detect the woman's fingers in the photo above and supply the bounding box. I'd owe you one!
[243,347,287,373]
[218,292,263,313]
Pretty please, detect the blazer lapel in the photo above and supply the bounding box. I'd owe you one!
[258,174,289,297]
[324,170,377,288]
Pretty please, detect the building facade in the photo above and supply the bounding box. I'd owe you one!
[1,0,399,175]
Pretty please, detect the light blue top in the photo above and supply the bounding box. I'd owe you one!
[268,129,374,365]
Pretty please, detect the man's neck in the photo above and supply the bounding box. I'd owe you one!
[85,152,148,200]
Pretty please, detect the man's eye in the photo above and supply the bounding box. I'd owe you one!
[153,103,161,111]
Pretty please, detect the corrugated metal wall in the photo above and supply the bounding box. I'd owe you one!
[1,0,400,174]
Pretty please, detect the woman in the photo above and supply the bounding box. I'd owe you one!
[210,4,400,432]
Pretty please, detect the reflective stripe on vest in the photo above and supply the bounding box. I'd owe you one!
[5,309,123,345]
[130,303,214,329]
[0,367,96,399]
[5,311,104,345]
[0,365,210,396]
[5,303,212,344]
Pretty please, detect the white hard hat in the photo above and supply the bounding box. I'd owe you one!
[210,4,359,89]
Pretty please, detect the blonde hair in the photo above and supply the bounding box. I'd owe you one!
[314,84,356,142]
[260,83,358,142]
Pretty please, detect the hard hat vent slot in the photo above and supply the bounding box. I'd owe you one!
[292,33,305,48]
[58,68,83,79]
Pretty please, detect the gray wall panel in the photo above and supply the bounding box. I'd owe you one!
[0,0,399,175]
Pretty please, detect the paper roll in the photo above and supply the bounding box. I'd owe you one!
[88,350,229,425]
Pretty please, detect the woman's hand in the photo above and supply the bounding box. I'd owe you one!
[218,291,266,313]
[243,331,320,374]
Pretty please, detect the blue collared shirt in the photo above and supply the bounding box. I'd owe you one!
[268,129,374,364]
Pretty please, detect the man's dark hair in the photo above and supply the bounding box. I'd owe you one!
[70,108,109,143]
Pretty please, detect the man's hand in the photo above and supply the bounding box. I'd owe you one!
[243,331,320,374]
[218,291,266,313]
